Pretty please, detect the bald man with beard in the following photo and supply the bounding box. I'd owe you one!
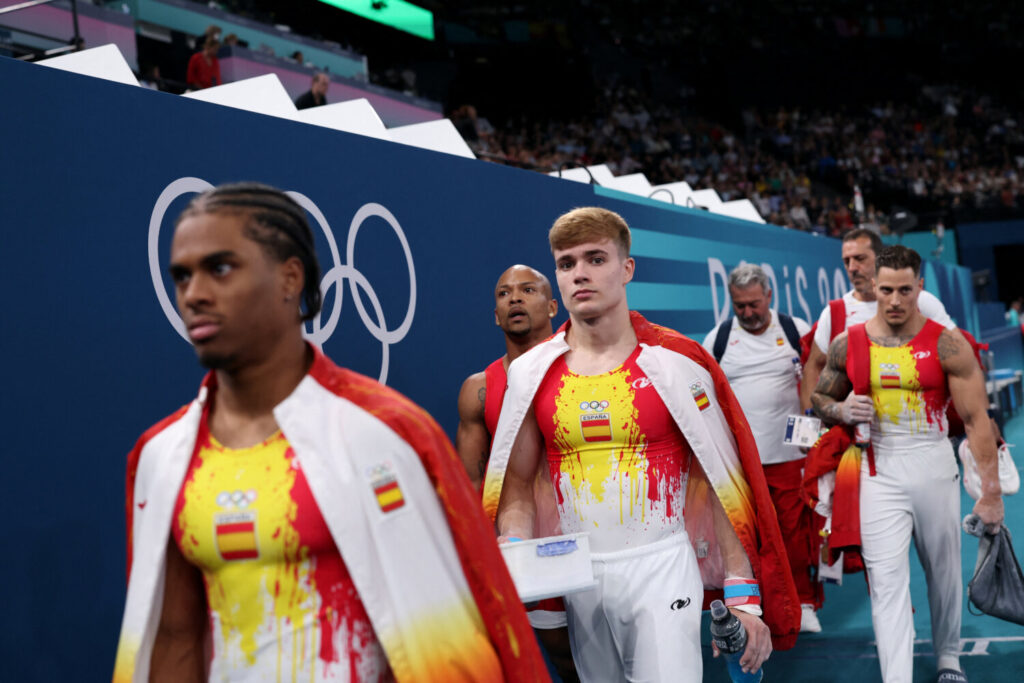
[457,265,578,682]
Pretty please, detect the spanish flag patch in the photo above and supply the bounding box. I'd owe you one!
[880,362,901,389]
[215,513,260,561]
[580,413,613,442]
[691,382,710,411]
[374,476,405,513]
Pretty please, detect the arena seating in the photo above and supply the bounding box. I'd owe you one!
[38,43,471,157]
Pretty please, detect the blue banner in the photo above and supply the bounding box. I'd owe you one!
[0,55,975,679]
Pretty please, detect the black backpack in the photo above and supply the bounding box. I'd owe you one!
[712,313,801,363]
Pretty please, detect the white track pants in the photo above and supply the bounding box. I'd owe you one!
[564,533,703,683]
[860,440,962,683]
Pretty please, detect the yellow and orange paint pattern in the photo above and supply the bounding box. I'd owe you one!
[536,352,687,544]
[172,429,389,682]
[368,600,507,682]
[868,345,947,436]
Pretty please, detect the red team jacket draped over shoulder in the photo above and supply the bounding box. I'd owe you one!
[483,312,801,649]
[116,346,548,682]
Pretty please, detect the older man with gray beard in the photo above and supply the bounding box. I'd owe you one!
[703,263,822,633]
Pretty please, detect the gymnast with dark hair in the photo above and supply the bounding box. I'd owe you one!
[112,182,547,682]
[174,183,323,323]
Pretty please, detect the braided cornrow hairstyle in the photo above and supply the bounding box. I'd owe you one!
[179,182,323,321]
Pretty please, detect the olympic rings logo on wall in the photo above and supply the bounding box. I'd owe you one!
[148,177,416,384]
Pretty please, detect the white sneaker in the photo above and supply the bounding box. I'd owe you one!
[800,604,822,633]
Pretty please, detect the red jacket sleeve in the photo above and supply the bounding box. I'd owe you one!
[641,315,802,649]
[125,405,189,582]
[186,53,201,88]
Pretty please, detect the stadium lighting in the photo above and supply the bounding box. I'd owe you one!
[316,0,435,41]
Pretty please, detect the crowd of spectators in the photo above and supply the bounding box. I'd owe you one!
[458,81,1024,234]
[157,1,1024,235]
[439,0,1024,232]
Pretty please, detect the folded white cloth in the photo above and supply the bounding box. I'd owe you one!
[958,440,1020,500]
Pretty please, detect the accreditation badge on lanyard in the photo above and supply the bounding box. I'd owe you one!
[783,414,823,448]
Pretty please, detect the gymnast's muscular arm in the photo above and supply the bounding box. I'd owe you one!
[495,405,544,542]
[811,333,873,425]
[149,536,206,682]
[691,457,771,673]
[941,328,1005,530]
[455,371,489,491]
[800,342,828,413]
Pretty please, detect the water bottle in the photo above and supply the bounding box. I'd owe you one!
[854,421,871,447]
[710,599,763,682]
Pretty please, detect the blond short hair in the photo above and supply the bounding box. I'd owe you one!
[549,207,631,257]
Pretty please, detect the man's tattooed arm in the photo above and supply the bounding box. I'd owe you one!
[941,326,1005,527]
[811,333,854,425]
[937,327,969,362]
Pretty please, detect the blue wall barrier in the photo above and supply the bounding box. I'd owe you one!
[976,304,1024,377]
[882,230,958,265]
[957,219,1024,302]
[980,326,1024,375]
[0,55,977,679]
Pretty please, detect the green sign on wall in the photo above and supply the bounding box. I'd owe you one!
[317,0,434,41]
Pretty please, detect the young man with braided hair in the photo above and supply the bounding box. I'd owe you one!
[113,182,547,682]
[483,207,800,681]
[811,245,1004,683]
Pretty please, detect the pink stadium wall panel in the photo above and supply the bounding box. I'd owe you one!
[220,54,442,127]
[0,1,137,68]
